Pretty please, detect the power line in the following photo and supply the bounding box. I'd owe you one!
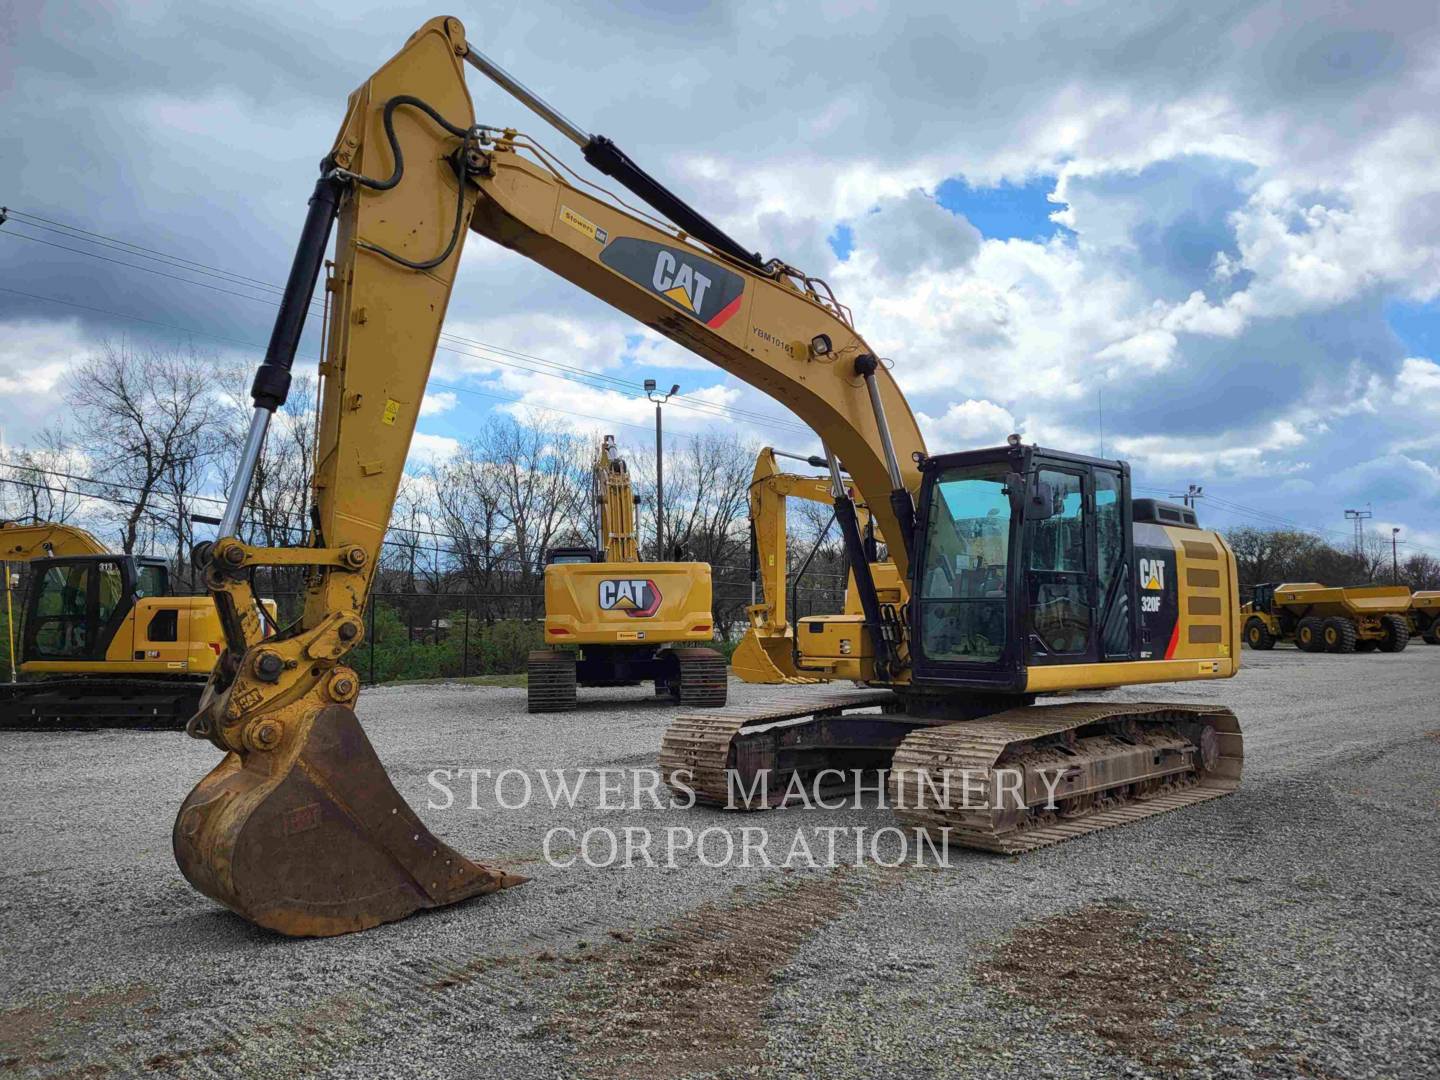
[0,285,702,439]
[1137,483,1439,560]
[0,206,813,435]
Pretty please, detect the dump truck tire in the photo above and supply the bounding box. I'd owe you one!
[1378,614,1410,653]
[1322,616,1357,653]
[1244,618,1275,650]
[1424,628,1440,645]
[1296,617,1323,652]
[527,650,577,712]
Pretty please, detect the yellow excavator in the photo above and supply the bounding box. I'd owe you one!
[0,521,230,728]
[174,17,1244,937]
[731,446,897,684]
[527,434,725,711]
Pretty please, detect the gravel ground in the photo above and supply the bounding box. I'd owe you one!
[1,647,1438,1079]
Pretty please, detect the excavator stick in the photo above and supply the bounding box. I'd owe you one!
[174,17,525,935]
[175,704,523,937]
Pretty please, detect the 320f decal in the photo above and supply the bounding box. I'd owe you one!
[600,238,744,328]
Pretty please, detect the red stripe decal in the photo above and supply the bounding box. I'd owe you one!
[706,293,743,328]
[1163,617,1181,660]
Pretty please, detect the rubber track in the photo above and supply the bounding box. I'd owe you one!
[0,678,204,731]
[659,689,898,804]
[890,701,1243,853]
[673,648,728,707]
[527,650,576,713]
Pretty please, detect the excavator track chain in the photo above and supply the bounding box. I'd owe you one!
[890,701,1242,853]
[660,689,901,806]
[0,678,205,731]
[671,648,729,707]
[527,649,577,713]
[174,704,525,936]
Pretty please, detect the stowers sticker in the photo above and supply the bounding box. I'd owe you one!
[598,578,662,617]
[599,238,744,328]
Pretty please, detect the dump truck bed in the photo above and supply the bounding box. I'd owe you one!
[1272,582,1412,618]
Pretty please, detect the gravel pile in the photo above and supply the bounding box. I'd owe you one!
[1,646,1437,1078]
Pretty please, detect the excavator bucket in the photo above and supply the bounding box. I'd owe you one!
[174,704,524,937]
[729,627,818,685]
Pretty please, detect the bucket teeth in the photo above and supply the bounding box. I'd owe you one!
[174,704,524,937]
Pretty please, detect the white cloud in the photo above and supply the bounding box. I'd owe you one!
[406,432,460,468]
[915,399,1018,452]
[420,391,458,417]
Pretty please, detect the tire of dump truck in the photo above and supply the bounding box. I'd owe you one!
[1296,617,1323,652]
[1425,628,1440,645]
[1322,616,1357,653]
[1244,618,1275,650]
[1377,614,1410,653]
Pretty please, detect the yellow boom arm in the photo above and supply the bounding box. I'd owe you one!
[0,521,109,559]
[175,16,924,936]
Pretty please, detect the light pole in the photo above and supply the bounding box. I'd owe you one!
[1344,508,1372,558]
[644,379,679,559]
[1392,527,1402,584]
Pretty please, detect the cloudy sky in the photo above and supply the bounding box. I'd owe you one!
[3,0,1439,555]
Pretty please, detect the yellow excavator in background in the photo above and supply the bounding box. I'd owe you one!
[173,17,1243,937]
[731,447,898,684]
[527,434,725,711]
[0,521,230,728]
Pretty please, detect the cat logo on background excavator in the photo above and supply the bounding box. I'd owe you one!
[598,578,662,618]
[599,238,745,328]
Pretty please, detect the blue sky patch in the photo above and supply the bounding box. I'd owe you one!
[1386,299,1440,358]
[935,176,1069,242]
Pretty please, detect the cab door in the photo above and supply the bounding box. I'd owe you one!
[1024,466,1097,665]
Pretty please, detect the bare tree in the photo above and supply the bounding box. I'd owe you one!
[0,429,86,524]
[631,430,755,637]
[429,442,509,617]
[65,341,223,556]
[1402,552,1440,591]
[482,414,588,599]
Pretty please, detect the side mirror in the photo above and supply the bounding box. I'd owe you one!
[1026,480,1056,521]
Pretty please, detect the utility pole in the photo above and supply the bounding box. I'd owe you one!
[644,379,679,559]
[1392,527,1403,584]
[1169,483,1204,509]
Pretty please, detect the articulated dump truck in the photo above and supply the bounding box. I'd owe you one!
[1243,582,1412,653]
[1410,591,1440,645]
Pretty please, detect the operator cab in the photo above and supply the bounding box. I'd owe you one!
[911,443,1140,692]
[1249,582,1278,614]
[22,554,170,662]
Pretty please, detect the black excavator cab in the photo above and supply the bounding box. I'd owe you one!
[909,443,1137,692]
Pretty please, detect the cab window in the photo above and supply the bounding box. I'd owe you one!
[136,564,168,598]
[918,465,1012,662]
[31,563,93,657]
